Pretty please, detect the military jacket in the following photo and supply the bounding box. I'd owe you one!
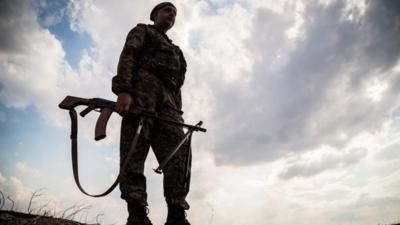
[112,24,187,96]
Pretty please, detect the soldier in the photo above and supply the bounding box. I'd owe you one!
[112,2,191,225]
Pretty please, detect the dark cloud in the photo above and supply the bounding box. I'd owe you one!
[0,0,37,53]
[360,0,400,71]
[211,0,400,165]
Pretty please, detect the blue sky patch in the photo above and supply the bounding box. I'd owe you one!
[32,0,93,70]
[0,102,72,179]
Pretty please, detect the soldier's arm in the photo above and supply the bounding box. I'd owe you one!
[176,89,182,110]
[112,24,147,95]
[177,48,186,110]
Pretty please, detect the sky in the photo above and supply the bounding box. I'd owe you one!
[1,0,400,224]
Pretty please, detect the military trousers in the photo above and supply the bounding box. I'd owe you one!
[119,69,191,210]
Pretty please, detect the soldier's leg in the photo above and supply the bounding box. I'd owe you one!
[150,109,192,224]
[120,70,162,224]
[120,69,162,205]
[119,116,152,224]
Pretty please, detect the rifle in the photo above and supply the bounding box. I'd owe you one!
[58,95,206,197]
[59,95,206,141]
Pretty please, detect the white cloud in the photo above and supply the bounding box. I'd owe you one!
[0,0,122,141]
[0,171,125,224]
[376,136,400,161]
[279,147,367,179]
[0,174,33,211]
[16,162,41,178]
[0,0,72,127]
[0,171,6,184]
[67,0,155,71]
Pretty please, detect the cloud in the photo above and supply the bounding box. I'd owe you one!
[279,147,367,179]
[0,0,122,141]
[67,0,155,69]
[0,171,6,184]
[331,192,400,224]
[0,173,33,210]
[376,137,400,161]
[0,0,71,126]
[352,193,400,209]
[16,162,42,178]
[0,170,125,224]
[210,0,400,165]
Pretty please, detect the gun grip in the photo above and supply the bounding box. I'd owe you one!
[80,105,95,117]
[95,108,113,141]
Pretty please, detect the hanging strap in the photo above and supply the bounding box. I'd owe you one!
[183,132,192,189]
[68,109,144,197]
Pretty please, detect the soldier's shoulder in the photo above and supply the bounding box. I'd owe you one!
[174,43,182,49]
[174,44,184,54]
[136,23,149,28]
[128,23,148,34]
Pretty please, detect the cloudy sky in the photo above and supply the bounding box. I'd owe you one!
[1,0,400,224]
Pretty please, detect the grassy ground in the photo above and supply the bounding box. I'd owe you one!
[0,189,103,225]
[0,210,100,225]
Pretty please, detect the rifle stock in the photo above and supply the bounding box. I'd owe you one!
[59,96,120,141]
[59,96,90,110]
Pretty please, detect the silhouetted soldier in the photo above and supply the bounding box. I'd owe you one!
[112,2,191,225]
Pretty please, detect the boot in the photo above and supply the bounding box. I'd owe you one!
[127,203,153,225]
[164,205,190,225]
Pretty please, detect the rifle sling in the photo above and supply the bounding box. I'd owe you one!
[68,108,143,197]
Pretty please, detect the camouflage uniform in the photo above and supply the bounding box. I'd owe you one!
[112,24,190,210]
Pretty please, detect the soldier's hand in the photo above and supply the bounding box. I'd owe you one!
[116,92,133,116]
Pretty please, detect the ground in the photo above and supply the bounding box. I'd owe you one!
[0,210,99,225]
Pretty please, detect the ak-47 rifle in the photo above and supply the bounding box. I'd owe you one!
[59,95,206,141]
[58,95,206,197]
